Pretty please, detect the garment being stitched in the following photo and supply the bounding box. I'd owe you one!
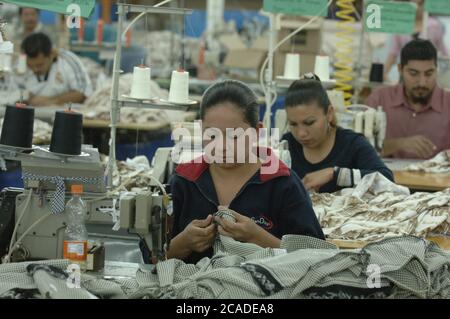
[0,234,448,299]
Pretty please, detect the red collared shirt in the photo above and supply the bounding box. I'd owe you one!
[365,84,450,159]
[170,148,324,263]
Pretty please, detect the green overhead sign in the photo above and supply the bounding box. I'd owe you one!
[263,0,329,17]
[1,0,96,18]
[365,0,416,35]
[425,0,450,15]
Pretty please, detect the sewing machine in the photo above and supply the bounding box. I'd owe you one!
[335,105,386,151]
[0,145,170,264]
[0,145,107,261]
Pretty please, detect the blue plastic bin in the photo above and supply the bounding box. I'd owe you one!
[0,168,23,191]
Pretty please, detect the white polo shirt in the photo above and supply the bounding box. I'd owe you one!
[22,49,93,98]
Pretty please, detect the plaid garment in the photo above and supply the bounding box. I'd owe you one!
[0,235,449,299]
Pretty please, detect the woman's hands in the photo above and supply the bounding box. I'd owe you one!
[302,167,334,192]
[167,215,217,259]
[181,214,217,253]
[168,208,282,260]
[214,210,261,243]
[214,208,281,248]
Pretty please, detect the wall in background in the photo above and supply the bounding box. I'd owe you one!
[373,16,450,83]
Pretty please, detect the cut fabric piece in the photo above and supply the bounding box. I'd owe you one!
[406,150,450,174]
[311,173,450,242]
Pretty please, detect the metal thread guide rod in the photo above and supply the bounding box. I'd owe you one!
[263,13,277,146]
[106,2,124,190]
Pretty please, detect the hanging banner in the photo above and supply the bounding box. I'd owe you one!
[364,0,417,34]
[1,0,95,19]
[425,0,450,15]
[263,0,329,17]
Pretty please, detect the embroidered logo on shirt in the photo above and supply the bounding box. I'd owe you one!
[251,216,273,230]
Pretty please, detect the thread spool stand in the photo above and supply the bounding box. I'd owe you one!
[107,2,195,189]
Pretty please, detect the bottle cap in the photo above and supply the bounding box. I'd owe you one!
[71,184,83,194]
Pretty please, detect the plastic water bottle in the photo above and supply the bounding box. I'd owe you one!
[63,185,88,271]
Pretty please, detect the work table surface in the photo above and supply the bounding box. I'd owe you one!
[384,158,450,192]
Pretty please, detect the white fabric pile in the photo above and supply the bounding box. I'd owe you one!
[311,173,450,242]
[81,73,171,125]
[78,57,107,91]
[405,150,450,173]
[0,117,52,145]
[102,155,156,191]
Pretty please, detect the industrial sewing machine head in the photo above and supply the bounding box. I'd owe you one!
[0,102,112,262]
[0,143,110,262]
[0,139,173,266]
[0,143,173,265]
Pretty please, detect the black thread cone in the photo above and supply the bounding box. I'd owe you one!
[369,63,384,83]
[0,104,34,148]
[50,110,83,155]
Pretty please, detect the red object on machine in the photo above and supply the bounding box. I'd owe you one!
[78,18,85,42]
[198,42,205,66]
[96,19,104,45]
[125,29,132,48]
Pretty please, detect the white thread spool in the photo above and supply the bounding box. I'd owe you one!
[129,65,152,99]
[314,55,330,81]
[0,55,4,72]
[169,70,190,104]
[354,111,364,134]
[17,54,27,74]
[1,54,12,72]
[283,53,300,79]
[364,108,376,140]
[376,106,386,149]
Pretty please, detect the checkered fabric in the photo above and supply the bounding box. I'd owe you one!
[0,235,449,299]
[21,172,104,214]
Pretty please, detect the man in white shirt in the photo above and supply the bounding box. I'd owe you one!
[20,32,92,106]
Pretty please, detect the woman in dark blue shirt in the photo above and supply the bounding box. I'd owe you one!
[167,80,324,263]
[282,76,394,193]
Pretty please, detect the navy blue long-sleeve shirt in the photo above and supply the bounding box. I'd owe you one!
[170,150,324,264]
[282,128,394,193]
